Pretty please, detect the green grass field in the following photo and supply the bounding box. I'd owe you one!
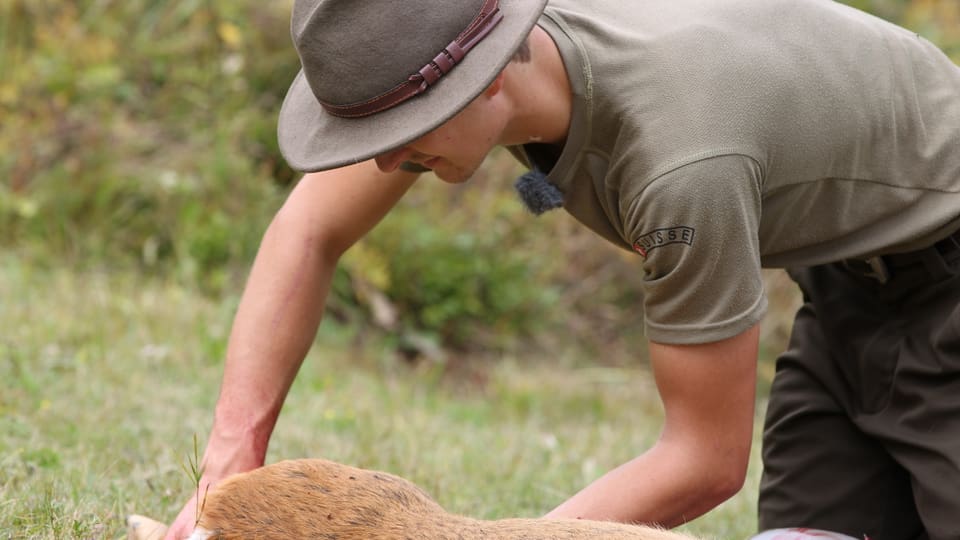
[1,254,772,539]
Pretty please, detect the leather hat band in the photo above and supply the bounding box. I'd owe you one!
[320,0,504,118]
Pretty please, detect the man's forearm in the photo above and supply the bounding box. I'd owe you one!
[162,166,418,540]
[203,206,339,477]
[197,164,419,479]
[547,325,759,528]
[545,437,744,527]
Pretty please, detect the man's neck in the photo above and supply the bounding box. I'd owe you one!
[500,26,572,149]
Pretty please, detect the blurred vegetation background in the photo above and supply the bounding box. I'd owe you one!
[2,0,959,359]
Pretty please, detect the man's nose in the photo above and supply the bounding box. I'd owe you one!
[374,147,411,173]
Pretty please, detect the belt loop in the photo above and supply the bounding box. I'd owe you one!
[865,256,890,284]
[842,257,891,284]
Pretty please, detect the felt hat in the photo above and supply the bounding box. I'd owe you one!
[277,0,548,172]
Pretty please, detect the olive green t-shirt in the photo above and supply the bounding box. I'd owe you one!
[518,0,960,344]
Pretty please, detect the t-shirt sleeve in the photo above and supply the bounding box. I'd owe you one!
[621,154,767,344]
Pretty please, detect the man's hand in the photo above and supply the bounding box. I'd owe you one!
[163,474,220,540]
[162,435,266,540]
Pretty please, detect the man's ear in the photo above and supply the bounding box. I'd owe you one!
[483,71,506,98]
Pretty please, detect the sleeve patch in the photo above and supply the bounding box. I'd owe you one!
[633,226,696,257]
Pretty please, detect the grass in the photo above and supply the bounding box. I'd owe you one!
[0,253,776,539]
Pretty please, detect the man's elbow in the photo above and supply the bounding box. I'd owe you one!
[701,453,748,504]
[710,467,746,503]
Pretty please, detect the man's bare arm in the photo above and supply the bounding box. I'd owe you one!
[208,162,418,474]
[164,161,418,539]
[545,323,759,527]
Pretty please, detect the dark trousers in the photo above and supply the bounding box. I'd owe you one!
[758,240,960,540]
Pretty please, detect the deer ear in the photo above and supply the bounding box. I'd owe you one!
[125,515,168,540]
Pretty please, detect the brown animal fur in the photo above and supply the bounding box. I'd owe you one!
[191,458,701,540]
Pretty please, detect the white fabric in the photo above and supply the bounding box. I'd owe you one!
[751,529,860,540]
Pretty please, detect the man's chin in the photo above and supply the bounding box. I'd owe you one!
[433,168,473,184]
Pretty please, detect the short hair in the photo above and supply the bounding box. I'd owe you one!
[511,37,531,63]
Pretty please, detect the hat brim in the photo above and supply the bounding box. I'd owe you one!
[277,0,548,173]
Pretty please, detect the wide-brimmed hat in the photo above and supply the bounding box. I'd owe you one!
[277,0,548,172]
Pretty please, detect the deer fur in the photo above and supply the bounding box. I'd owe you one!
[129,458,701,540]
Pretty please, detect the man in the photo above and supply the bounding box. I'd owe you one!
[165,0,960,538]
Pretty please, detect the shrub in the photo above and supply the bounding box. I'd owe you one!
[3,0,955,354]
[0,0,296,290]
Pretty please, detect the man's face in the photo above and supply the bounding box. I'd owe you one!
[374,88,506,183]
